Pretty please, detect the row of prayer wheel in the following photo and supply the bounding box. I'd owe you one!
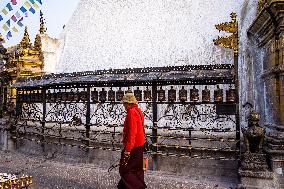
[18,85,236,103]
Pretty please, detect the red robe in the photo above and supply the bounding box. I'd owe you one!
[123,104,145,152]
[118,104,147,189]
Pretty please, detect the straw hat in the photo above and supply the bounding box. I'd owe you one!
[122,93,138,104]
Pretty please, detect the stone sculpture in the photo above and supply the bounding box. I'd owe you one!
[242,111,265,153]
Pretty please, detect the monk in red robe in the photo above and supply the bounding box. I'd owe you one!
[118,93,147,189]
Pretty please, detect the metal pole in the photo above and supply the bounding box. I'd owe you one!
[152,82,158,171]
[0,86,2,118]
[41,87,47,151]
[234,50,241,161]
[85,85,91,150]
[15,89,21,117]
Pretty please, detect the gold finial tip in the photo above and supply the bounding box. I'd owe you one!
[230,12,237,17]
[0,35,4,42]
[20,26,31,49]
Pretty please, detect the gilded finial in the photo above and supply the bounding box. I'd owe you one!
[213,12,238,54]
[0,34,4,43]
[20,27,32,49]
[34,34,44,63]
[39,10,47,34]
[34,34,42,52]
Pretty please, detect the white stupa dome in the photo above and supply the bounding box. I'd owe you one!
[56,0,244,73]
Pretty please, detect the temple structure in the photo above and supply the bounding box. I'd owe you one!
[0,0,284,188]
[5,27,44,80]
[48,0,284,187]
[0,12,48,103]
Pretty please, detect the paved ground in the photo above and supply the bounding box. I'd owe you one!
[0,150,237,189]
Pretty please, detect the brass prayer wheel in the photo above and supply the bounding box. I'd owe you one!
[214,85,223,102]
[33,91,38,102]
[30,91,35,102]
[22,91,26,102]
[50,90,56,102]
[168,86,176,102]
[57,89,62,102]
[26,91,31,103]
[38,91,43,102]
[108,87,115,101]
[91,88,98,102]
[99,88,107,102]
[17,91,22,102]
[25,91,29,102]
[73,89,80,102]
[116,87,124,101]
[226,87,236,102]
[157,86,165,102]
[190,86,199,102]
[134,87,142,101]
[68,89,75,102]
[46,90,51,102]
[144,86,151,101]
[202,86,210,102]
[179,86,187,102]
[80,89,88,102]
[61,90,67,102]
[126,87,132,94]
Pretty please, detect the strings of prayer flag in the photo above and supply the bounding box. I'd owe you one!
[0,0,43,41]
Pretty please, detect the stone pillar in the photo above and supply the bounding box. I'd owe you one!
[247,1,284,188]
[280,74,284,124]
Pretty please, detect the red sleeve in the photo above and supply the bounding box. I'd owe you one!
[124,110,138,152]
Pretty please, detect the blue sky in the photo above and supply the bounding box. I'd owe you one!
[0,0,80,48]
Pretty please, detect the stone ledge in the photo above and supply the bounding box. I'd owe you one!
[239,169,274,179]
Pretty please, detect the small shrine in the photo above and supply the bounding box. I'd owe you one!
[0,11,46,103]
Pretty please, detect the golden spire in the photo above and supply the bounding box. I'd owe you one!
[0,34,4,43]
[39,10,46,34]
[213,13,238,54]
[20,27,32,49]
[34,34,42,52]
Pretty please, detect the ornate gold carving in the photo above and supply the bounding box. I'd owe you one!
[213,13,238,53]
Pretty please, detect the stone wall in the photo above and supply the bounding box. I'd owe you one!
[246,1,284,188]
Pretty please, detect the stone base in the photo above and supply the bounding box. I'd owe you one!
[239,170,274,189]
[265,124,284,188]
[239,152,275,188]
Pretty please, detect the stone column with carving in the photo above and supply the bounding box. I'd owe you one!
[247,0,284,188]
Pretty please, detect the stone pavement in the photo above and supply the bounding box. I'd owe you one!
[0,150,236,189]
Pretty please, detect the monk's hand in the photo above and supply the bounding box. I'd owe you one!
[122,151,131,166]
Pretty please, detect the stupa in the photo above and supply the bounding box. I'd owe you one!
[55,0,247,73]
